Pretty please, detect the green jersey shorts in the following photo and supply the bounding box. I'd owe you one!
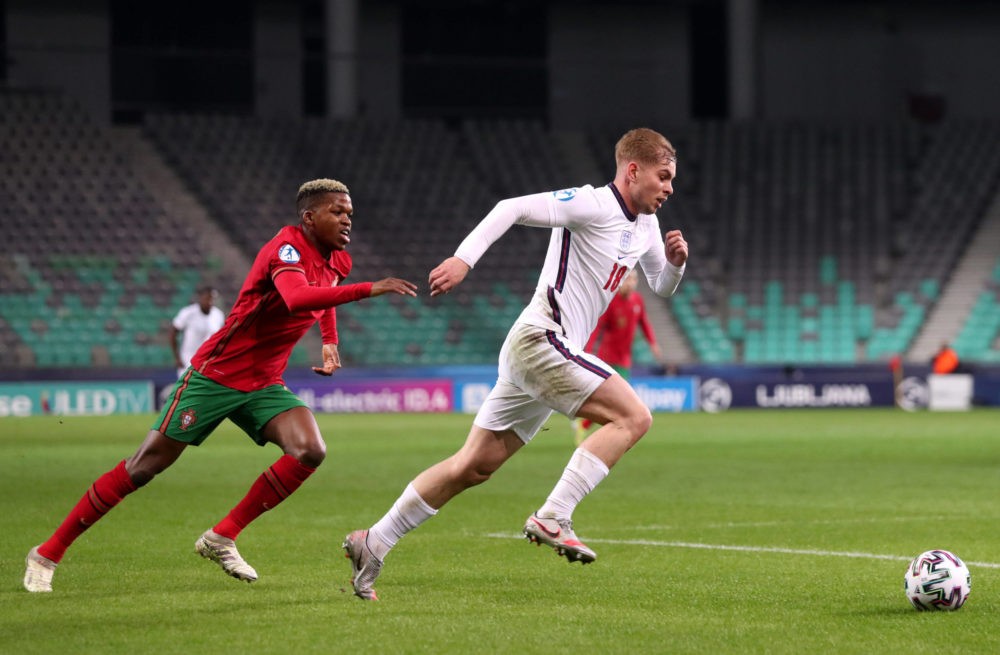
[153,368,307,446]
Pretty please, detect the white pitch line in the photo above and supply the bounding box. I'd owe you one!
[484,533,1000,569]
[617,516,957,531]
[701,515,952,530]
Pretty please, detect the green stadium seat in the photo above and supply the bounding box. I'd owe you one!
[919,278,940,300]
[819,256,838,285]
[727,317,746,341]
[855,305,874,340]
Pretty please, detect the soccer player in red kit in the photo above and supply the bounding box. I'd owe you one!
[574,270,661,443]
[586,270,661,376]
[23,179,417,592]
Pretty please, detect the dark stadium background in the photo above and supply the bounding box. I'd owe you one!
[2,0,999,411]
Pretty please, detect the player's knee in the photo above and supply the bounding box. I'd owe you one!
[125,450,178,487]
[451,457,496,488]
[636,406,653,435]
[624,405,653,440]
[295,440,326,468]
[124,461,158,487]
[280,435,326,468]
[465,466,494,487]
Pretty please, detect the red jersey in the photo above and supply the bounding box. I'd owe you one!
[932,347,959,374]
[585,291,656,368]
[192,225,364,391]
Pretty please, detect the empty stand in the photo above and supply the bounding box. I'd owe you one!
[4,91,1000,369]
[590,120,1000,364]
[142,114,566,366]
[0,91,236,368]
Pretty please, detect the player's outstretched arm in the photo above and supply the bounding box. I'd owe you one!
[169,325,183,368]
[275,271,415,311]
[370,277,418,298]
[428,256,471,297]
[650,342,664,363]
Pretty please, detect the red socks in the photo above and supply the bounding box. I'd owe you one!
[213,455,316,540]
[38,460,137,563]
[35,455,315,562]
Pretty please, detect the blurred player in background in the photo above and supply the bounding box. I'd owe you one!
[573,269,662,444]
[344,128,688,600]
[170,285,225,379]
[24,179,417,593]
[932,342,960,374]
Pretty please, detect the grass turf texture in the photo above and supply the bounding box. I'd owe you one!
[2,409,1000,654]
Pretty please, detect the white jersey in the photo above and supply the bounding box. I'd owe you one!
[172,303,225,368]
[455,183,684,346]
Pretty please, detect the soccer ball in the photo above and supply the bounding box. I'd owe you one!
[903,549,971,611]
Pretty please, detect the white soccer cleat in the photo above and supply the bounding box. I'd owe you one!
[195,530,258,582]
[523,513,597,564]
[24,546,57,593]
[343,530,383,601]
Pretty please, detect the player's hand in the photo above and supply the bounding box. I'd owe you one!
[665,229,688,267]
[312,343,341,376]
[370,278,418,298]
[429,257,471,297]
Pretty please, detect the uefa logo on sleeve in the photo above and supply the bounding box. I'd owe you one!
[278,244,301,263]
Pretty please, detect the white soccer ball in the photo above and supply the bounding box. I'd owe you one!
[904,549,971,611]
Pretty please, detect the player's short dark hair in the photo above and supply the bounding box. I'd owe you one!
[296,179,350,213]
[615,128,676,168]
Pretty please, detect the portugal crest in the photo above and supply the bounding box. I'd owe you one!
[179,408,197,430]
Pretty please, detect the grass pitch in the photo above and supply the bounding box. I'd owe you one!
[2,409,1000,654]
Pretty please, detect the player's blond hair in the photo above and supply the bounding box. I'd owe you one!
[615,128,676,168]
[296,178,350,212]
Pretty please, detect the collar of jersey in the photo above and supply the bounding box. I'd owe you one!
[295,224,338,267]
[606,182,637,223]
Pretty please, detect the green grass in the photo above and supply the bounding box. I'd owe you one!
[3,409,1000,654]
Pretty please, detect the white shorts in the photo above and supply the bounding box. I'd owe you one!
[473,322,615,443]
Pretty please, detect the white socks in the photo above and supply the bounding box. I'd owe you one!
[367,483,437,559]
[364,449,610,559]
[537,448,610,520]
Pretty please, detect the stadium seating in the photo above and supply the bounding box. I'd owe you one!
[953,257,1000,362]
[590,120,1000,364]
[4,88,1000,368]
[142,114,557,366]
[0,91,234,368]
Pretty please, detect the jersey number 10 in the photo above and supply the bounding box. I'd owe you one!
[603,263,629,292]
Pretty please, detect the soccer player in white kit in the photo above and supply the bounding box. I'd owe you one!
[344,128,689,600]
[170,286,225,378]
